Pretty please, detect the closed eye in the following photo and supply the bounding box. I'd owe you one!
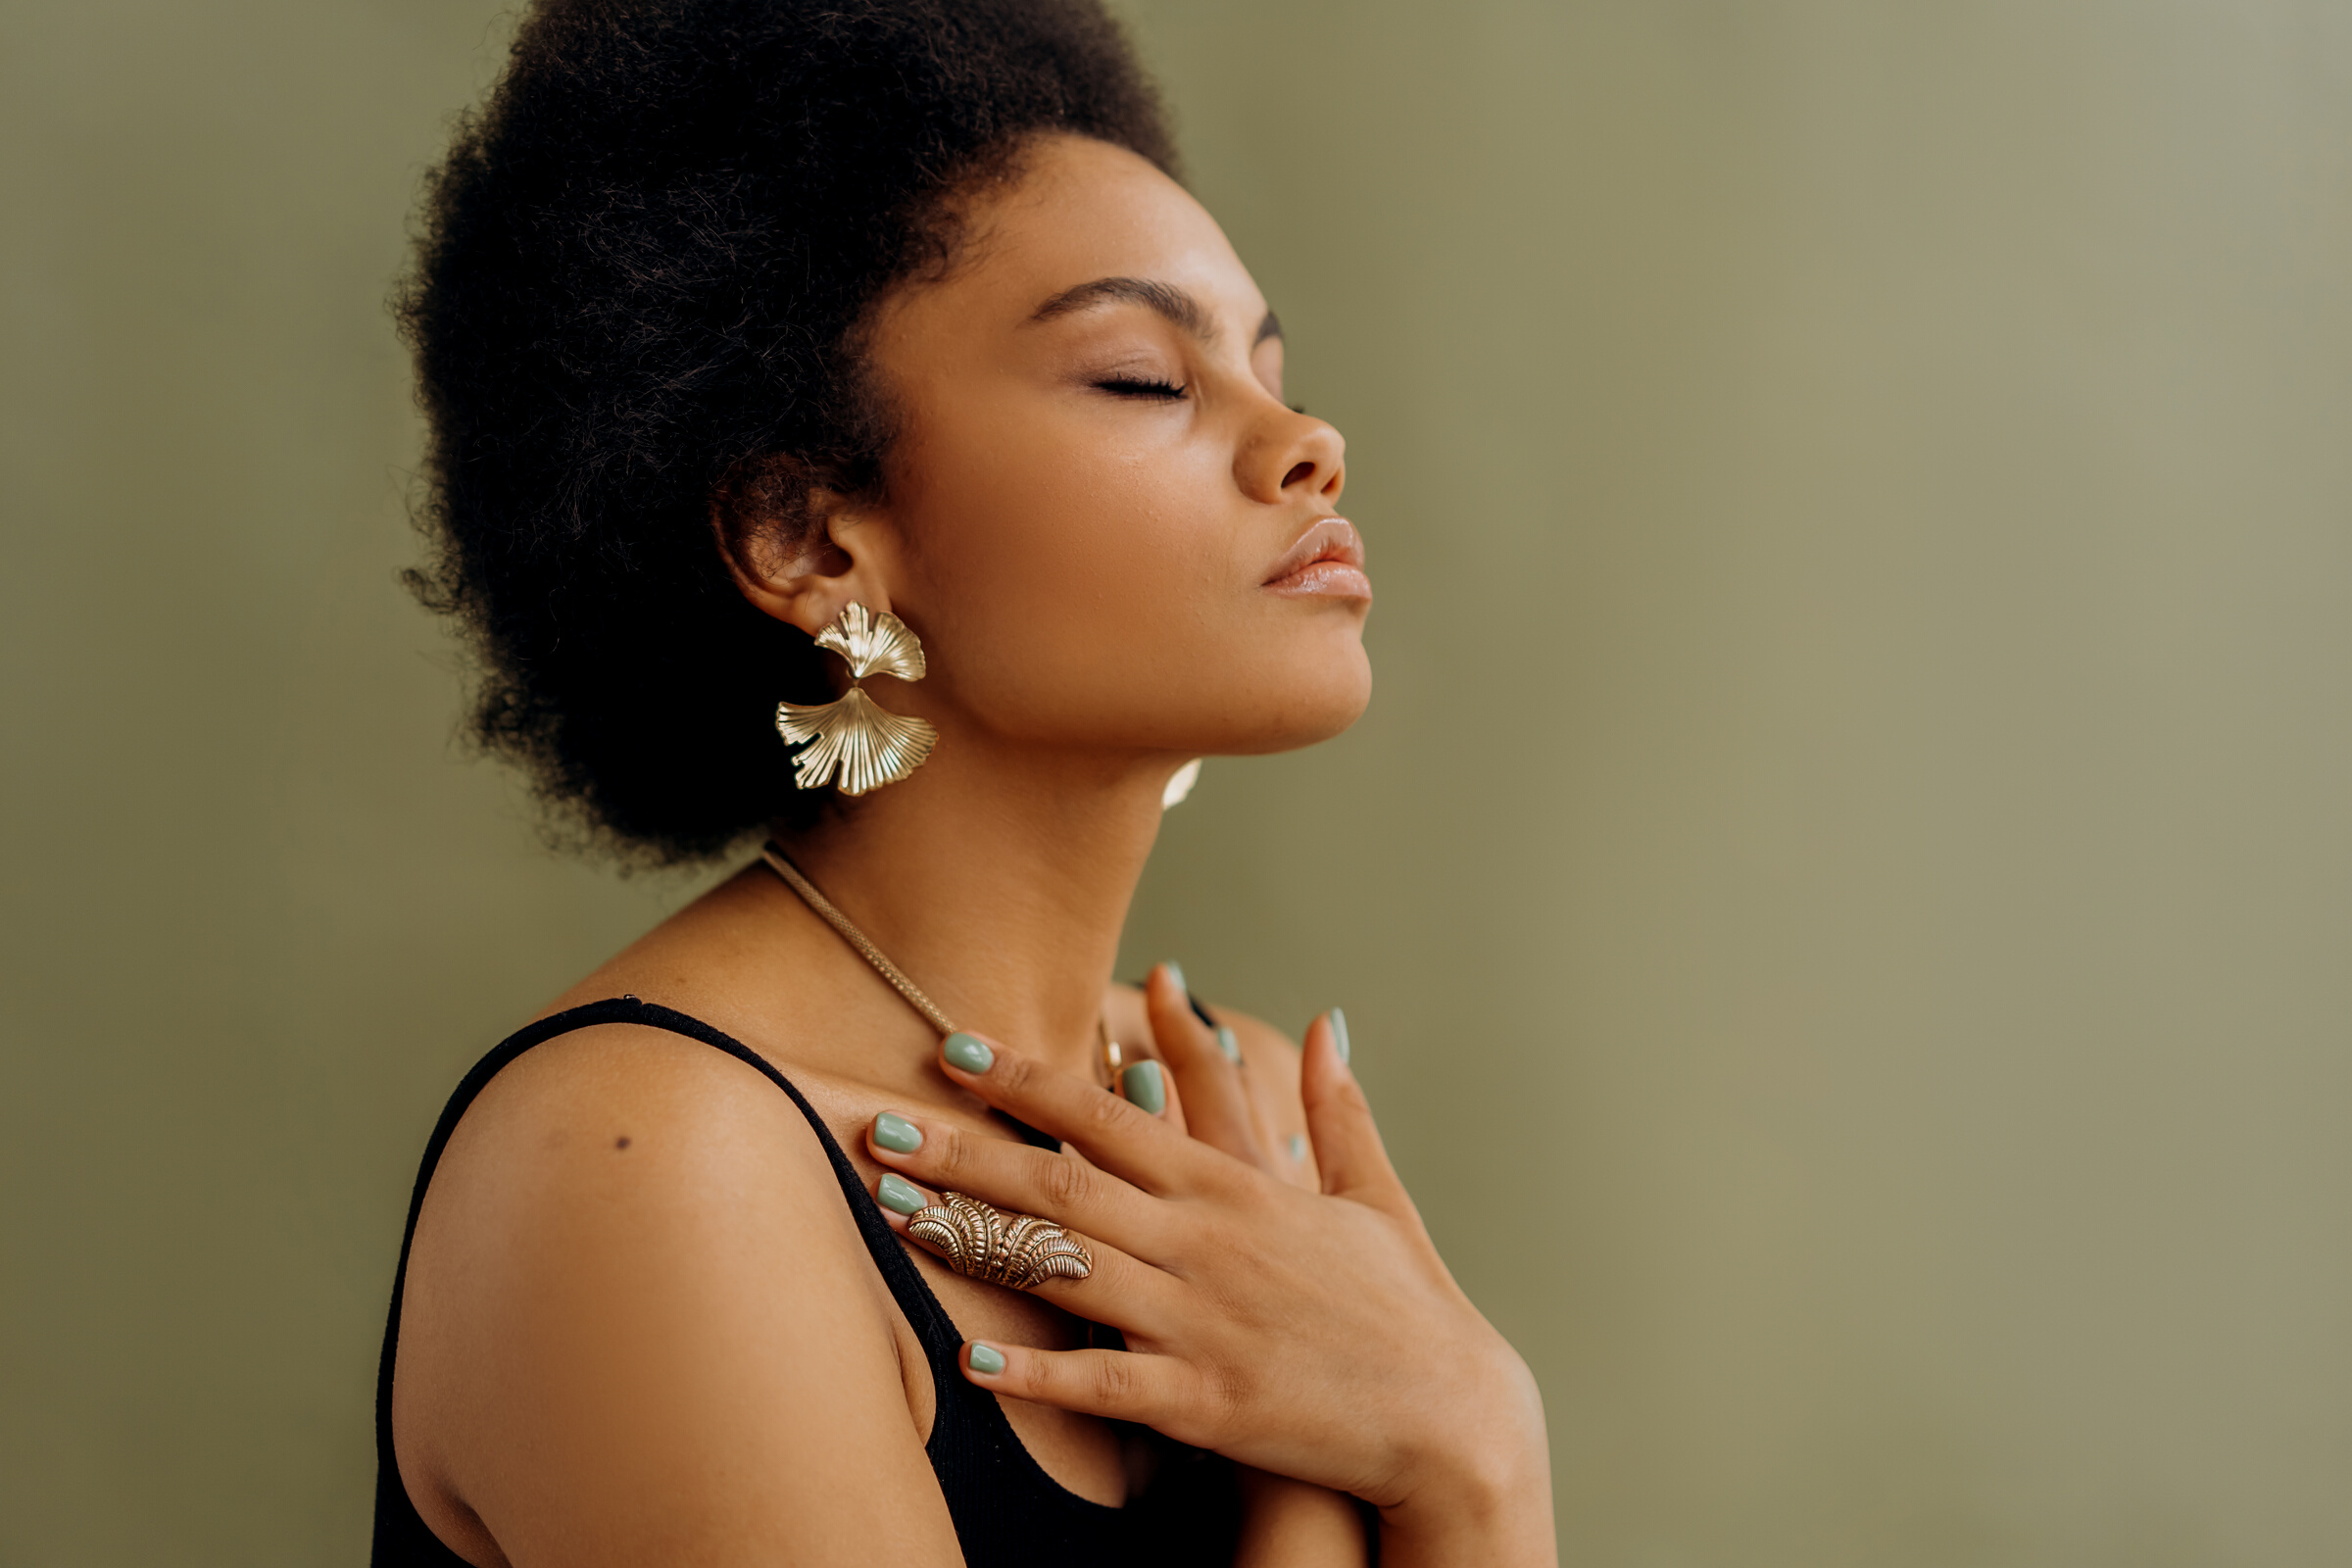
[1095,376,1187,400]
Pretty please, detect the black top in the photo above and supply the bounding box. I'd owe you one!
[372,997,1239,1566]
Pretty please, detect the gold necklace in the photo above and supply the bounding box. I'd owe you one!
[760,843,1124,1083]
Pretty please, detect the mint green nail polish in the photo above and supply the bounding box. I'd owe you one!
[943,1033,994,1073]
[968,1343,1006,1376]
[873,1111,922,1154]
[878,1173,926,1215]
[1121,1059,1166,1115]
[1215,1025,1241,1063]
[1162,959,1188,994]
[1329,1007,1350,1065]
[1288,1133,1308,1162]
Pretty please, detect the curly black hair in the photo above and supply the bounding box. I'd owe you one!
[398,0,1177,864]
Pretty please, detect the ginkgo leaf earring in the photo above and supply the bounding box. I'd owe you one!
[776,603,939,795]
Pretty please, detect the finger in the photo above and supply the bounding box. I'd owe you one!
[1298,1010,1411,1215]
[1144,964,1265,1167]
[865,1108,1165,1252]
[1117,1051,1188,1138]
[935,1032,1228,1197]
[867,1107,1161,1243]
[959,1340,1208,1442]
[869,1169,1177,1333]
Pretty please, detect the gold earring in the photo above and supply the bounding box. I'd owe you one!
[776,603,939,796]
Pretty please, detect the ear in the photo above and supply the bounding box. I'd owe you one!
[711,455,900,637]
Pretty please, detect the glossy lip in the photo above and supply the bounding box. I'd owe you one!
[1261,516,1371,599]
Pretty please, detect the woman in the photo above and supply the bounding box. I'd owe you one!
[377,2,1553,1563]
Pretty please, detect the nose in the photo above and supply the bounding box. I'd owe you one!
[1238,407,1346,508]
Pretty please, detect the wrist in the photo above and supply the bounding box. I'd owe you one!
[1378,1463,1554,1568]
[1376,1354,1555,1567]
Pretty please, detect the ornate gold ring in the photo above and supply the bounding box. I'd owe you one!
[906,1191,1094,1291]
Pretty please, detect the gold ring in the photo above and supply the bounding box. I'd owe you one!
[906,1191,1095,1290]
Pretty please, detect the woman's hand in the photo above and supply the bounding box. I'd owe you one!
[1122,965,1324,1194]
[863,1010,1557,1567]
[1127,968,1373,1567]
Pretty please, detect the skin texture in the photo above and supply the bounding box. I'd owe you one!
[393,134,1552,1566]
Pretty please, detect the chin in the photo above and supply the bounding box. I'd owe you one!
[1212,650,1373,757]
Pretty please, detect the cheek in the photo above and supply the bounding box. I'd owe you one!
[893,398,1371,752]
[903,411,1248,728]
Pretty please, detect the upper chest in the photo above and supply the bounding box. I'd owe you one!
[784,1072,1136,1506]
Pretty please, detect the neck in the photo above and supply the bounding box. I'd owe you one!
[773,733,1173,1078]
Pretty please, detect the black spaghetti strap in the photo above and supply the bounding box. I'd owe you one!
[373,997,1239,1568]
[594,998,966,1356]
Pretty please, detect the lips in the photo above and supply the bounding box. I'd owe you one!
[1261,517,1371,599]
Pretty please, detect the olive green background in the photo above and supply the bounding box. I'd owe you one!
[4,2,2348,1562]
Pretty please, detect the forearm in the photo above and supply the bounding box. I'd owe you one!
[1233,1468,1372,1568]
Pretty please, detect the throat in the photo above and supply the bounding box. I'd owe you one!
[768,742,1172,1074]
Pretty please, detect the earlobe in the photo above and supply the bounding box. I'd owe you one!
[710,465,892,637]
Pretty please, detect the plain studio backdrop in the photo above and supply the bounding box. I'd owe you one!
[4,2,2348,1563]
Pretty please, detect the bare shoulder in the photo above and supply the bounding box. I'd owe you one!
[393,1022,960,1568]
[406,1023,864,1316]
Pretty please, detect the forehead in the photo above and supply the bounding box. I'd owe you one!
[881,134,1265,345]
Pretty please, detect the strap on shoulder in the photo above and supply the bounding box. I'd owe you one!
[375,999,967,1467]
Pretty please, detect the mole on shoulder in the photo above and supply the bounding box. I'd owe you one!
[614,1136,632,1150]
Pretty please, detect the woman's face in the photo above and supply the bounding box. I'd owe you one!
[839,133,1370,763]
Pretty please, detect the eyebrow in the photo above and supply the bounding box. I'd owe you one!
[1027,275,1282,350]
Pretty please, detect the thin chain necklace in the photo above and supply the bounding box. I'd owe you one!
[760,842,1123,1082]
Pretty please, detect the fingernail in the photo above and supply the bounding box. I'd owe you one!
[1288,1133,1307,1162]
[1215,1025,1241,1063]
[877,1172,927,1215]
[1161,959,1188,995]
[943,1033,995,1073]
[1120,1059,1166,1115]
[1329,1007,1350,1065]
[967,1343,1006,1376]
[873,1111,923,1154]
